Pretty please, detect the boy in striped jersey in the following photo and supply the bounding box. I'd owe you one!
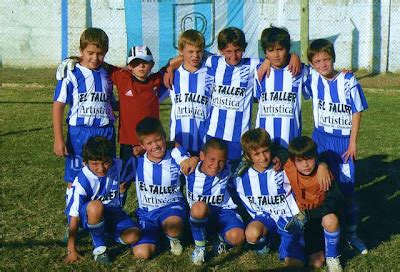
[186,137,245,265]
[169,30,210,155]
[235,128,305,267]
[132,117,198,259]
[53,28,116,203]
[306,39,368,254]
[65,137,140,264]
[255,26,310,149]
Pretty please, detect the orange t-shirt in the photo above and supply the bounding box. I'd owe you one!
[284,159,332,211]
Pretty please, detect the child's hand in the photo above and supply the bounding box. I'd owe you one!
[288,53,301,76]
[132,145,145,157]
[342,142,356,163]
[180,156,199,176]
[64,251,84,263]
[54,139,68,157]
[317,162,331,191]
[163,66,174,89]
[257,59,271,79]
[272,156,282,171]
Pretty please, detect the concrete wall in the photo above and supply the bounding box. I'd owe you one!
[0,0,399,72]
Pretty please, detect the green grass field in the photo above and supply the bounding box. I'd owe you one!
[1,68,399,271]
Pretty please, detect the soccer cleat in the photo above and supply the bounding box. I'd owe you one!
[347,236,368,255]
[212,240,227,255]
[191,247,206,265]
[94,252,111,265]
[252,244,270,256]
[326,256,343,272]
[170,239,183,256]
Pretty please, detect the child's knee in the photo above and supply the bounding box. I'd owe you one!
[322,213,339,232]
[225,228,245,246]
[121,227,141,245]
[86,200,104,219]
[190,201,209,219]
[245,222,265,244]
[162,216,183,237]
[133,244,156,260]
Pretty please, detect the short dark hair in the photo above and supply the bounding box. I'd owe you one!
[83,137,113,162]
[288,136,318,160]
[136,117,166,140]
[218,27,247,51]
[260,26,291,53]
[80,27,109,53]
[202,137,228,157]
[307,39,336,63]
[241,128,272,162]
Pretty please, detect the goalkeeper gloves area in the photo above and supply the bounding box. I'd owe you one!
[284,211,309,234]
[55,57,79,80]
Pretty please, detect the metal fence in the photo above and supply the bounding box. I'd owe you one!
[0,0,399,72]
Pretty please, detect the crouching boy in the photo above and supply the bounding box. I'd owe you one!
[65,137,140,264]
[285,136,343,271]
[186,137,245,265]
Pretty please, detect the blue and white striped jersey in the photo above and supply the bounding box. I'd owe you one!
[134,147,189,211]
[305,70,368,136]
[235,166,299,222]
[205,56,261,142]
[255,64,310,148]
[186,162,236,209]
[53,63,115,127]
[170,63,210,153]
[65,159,128,217]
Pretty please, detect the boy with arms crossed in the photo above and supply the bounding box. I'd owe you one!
[235,128,305,267]
[53,27,116,203]
[306,39,368,254]
[65,137,140,264]
[132,117,198,259]
[186,137,245,265]
[285,136,343,272]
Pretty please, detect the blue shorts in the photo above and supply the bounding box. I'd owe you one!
[312,129,355,196]
[206,135,242,161]
[79,204,138,244]
[250,215,305,262]
[206,206,244,238]
[64,125,115,182]
[135,201,188,246]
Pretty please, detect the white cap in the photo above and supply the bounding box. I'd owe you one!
[127,46,153,64]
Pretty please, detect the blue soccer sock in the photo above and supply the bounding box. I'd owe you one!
[324,228,341,258]
[87,221,106,248]
[190,216,208,248]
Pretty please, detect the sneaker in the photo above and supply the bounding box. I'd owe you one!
[212,241,227,255]
[191,247,206,265]
[170,239,183,256]
[326,256,343,272]
[94,252,111,265]
[252,244,270,256]
[347,236,368,255]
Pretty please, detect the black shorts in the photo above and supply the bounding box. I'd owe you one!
[303,217,324,255]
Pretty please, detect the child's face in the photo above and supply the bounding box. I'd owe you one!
[139,133,166,162]
[128,60,154,81]
[248,146,271,172]
[293,157,316,176]
[311,51,335,79]
[80,43,106,70]
[220,43,244,66]
[199,148,227,177]
[87,158,112,177]
[180,44,204,71]
[265,43,288,69]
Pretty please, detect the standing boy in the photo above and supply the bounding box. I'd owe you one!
[186,137,245,265]
[65,137,140,264]
[132,117,198,259]
[286,136,343,272]
[306,39,368,254]
[53,27,116,204]
[255,26,309,149]
[170,30,210,155]
[235,128,305,267]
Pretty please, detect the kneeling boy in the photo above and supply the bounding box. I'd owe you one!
[65,137,140,264]
[186,137,245,265]
[285,136,343,271]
